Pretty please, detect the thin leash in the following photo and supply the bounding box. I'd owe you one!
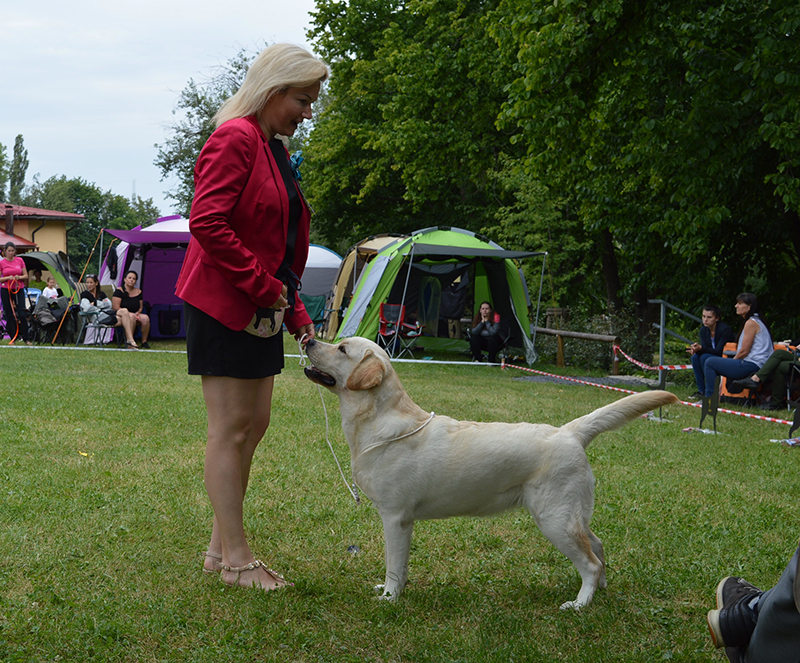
[296,335,360,505]
[7,278,23,344]
[295,336,436,503]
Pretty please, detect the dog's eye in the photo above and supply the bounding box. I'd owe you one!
[338,346,347,354]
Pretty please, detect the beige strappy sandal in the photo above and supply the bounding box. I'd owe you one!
[202,550,223,575]
[220,559,292,590]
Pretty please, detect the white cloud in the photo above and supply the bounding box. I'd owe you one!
[0,0,318,214]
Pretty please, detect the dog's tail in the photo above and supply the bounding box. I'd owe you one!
[561,391,679,449]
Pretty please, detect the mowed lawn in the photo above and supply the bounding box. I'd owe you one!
[1,340,798,662]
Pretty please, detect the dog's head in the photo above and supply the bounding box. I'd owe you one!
[304,337,389,392]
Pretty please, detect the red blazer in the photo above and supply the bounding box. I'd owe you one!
[175,115,311,333]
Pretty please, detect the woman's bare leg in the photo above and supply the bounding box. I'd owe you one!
[201,375,285,590]
[116,309,136,345]
[139,313,151,343]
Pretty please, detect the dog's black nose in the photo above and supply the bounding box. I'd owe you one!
[306,338,317,348]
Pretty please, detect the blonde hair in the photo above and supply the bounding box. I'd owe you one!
[214,43,329,128]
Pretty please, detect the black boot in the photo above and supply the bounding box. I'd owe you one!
[707,576,762,651]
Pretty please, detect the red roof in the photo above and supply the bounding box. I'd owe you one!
[2,204,85,222]
[0,229,37,250]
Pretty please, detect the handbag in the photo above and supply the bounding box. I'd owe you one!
[98,311,118,326]
[244,306,285,338]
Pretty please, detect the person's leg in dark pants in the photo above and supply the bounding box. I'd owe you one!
[1,288,18,341]
[470,333,485,361]
[692,353,708,395]
[746,542,800,663]
[485,335,502,363]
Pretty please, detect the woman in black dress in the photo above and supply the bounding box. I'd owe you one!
[113,270,151,349]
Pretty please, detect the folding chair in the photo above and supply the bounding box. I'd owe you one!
[75,308,122,347]
[377,303,424,359]
[299,293,328,333]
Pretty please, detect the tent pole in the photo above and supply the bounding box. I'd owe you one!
[531,252,547,362]
[395,243,417,358]
[398,244,416,310]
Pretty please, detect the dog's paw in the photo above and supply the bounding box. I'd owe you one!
[559,600,585,611]
[373,584,399,601]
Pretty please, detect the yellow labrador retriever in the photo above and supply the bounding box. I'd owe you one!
[304,337,678,610]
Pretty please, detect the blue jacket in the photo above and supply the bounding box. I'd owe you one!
[697,321,735,356]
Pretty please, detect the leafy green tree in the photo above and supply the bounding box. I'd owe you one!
[9,135,29,204]
[491,0,800,329]
[0,141,8,202]
[23,175,159,269]
[306,0,526,248]
[481,157,602,313]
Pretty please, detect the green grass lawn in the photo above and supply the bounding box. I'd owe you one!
[1,338,798,662]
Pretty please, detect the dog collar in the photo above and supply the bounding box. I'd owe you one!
[361,412,436,454]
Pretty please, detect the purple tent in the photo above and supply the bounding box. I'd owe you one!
[101,216,190,339]
[100,216,342,339]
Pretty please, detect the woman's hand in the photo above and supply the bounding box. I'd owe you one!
[270,284,289,310]
[294,323,315,344]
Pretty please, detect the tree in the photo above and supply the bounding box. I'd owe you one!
[22,175,160,268]
[9,135,29,204]
[491,0,800,329]
[0,141,8,202]
[305,0,528,249]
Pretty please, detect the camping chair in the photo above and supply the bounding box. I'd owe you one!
[75,306,122,348]
[31,296,78,345]
[377,303,424,359]
[25,288,41,309]
[299,293,328,333]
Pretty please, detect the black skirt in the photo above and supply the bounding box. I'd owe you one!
[184,302,284,379]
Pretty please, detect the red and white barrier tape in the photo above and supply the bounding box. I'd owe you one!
[502,362,637,395]
[502,362,793,426]
[613,345,692,371]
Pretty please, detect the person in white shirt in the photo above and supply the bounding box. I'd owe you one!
[41,276,59,299]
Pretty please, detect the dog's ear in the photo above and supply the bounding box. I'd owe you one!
[346,351,385,391]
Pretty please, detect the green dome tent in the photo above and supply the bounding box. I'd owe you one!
[334,227,546,364]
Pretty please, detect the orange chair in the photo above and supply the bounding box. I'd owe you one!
[377,304,424,358]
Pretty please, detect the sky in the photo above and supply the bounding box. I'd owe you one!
[1,0,318,217]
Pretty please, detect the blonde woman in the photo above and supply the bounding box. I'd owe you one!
[176,43,328,592]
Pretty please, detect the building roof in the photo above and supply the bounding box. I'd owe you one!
[0,229,37,250]
[2,204,85,222]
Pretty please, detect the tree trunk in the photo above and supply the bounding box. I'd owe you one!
[600,228,623,312]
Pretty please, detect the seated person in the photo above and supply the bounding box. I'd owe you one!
[80,274,108,306]
[42,276,59,299]
[707,535,800,663]
[79,274,116,344]
[29,269,47,291]
[113,270,150,349]
[700,293,773,402]
[470,301,502,363]
[730,338,800,410]
[687,304,735,398]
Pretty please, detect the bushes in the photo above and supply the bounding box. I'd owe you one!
[535,308,656,374]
